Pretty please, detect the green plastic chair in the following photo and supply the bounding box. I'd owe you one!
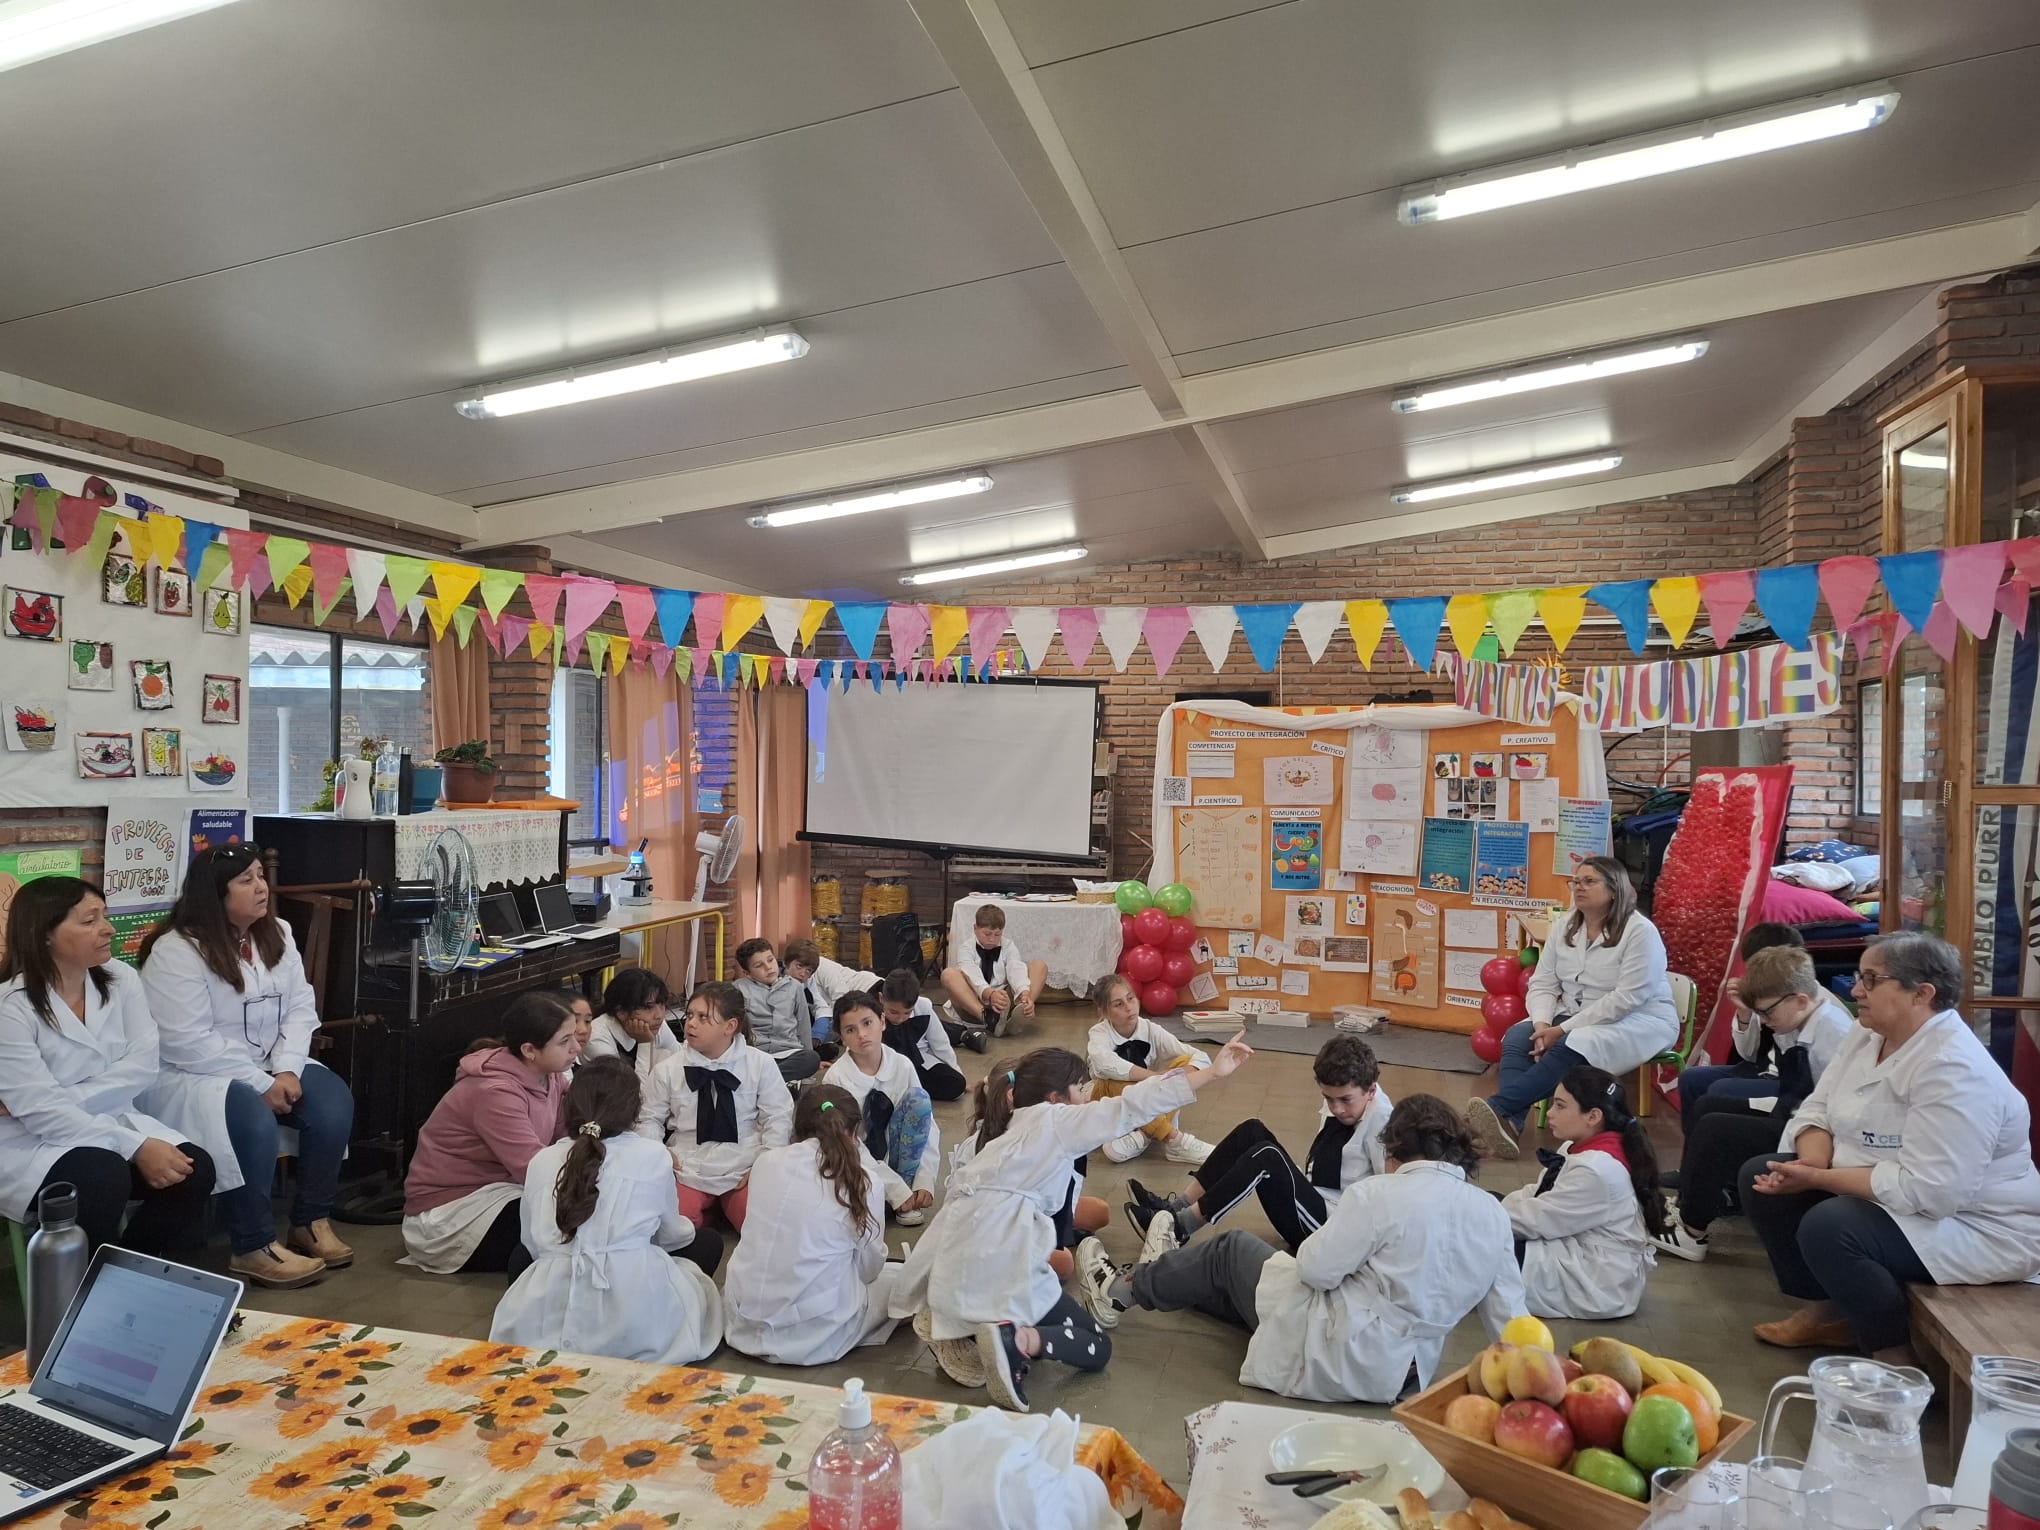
[1533,972,1700,1127]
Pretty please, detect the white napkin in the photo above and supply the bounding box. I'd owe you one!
[902,1408,1119,1530]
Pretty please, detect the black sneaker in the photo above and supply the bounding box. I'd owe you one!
[1123,1200,1159,1239]
[1660,1170,1682,1190]
[960,1026,989,1054]
[1127,1177,1169,1213]
[976,1322,1031,1412]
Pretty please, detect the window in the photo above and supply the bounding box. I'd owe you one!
[1856,679,1882,818]
[550,668,608,843]
[247,626,430,814]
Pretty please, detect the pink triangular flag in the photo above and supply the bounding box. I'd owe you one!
[1841,618,1877,661]
[1057,607,1100,669]
[1142,606,1192,677]
[793,657,813,686]
[496,613,531,656]
[691,593,724,650]
[374,585,400,638]
[689,648,713,685]
[308,543,351,615]
[1697,570,1754,649]
[561,576,616,645]
[768,656,786,686]
[615,584,655,642]
[886,603,931,662]
[2010,537,2040,585]
[55,495,100,553]
[1996,578,2031,637]
[627,639,650,672]
[1941,542,2008,636]
[1884,614,1909,673]
[1817,555,1880,632]
[477,611,503,655]
[523,573,566,628]
[1922,601,1960,659]
[225,528,271,596]
[966,606,1010,666]
[650,645,674,680]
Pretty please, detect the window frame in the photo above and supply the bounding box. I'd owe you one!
[248,622,430,815]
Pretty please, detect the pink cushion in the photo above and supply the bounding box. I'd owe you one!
[1762,879,1860,926]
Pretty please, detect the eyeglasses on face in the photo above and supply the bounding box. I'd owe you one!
[1852,969,1898,992]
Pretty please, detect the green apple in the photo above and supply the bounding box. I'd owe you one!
[1622,1394,1699,1473]
[1572,1447,1648,1502]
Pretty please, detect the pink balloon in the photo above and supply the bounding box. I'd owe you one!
[1160,952,1196,988]
[1140,980,1180,1016]
[1124,944,1165,984]
[1133,907,1171,947]
[1480,957,1520,996]
[1470,1028,1504,1064]
[1121,914,1138,948]
[1164,915,1199,952]
[1480,993,1526,1029]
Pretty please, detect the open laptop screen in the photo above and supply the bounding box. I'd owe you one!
[478,890,523,941]
[531,882,577,932]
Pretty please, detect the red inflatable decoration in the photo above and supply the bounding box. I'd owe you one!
[1133,907,1171,947]
[1124,944,1165,984]
[1141,980,1180,1016]
[1514,963,1535,999]
[1160,952,1196,988]
[1480,993,1526,1029]
[1116,950,1138,977]
[1121,914,1137,948]
[1164,915,1199,952]
[1479,956,1519,995]
[1470,1028,1505,1064]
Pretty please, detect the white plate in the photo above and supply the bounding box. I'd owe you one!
[1268,1418,1447,1507]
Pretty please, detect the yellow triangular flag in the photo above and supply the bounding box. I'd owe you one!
[929,605,968,663]
[527,621,552,659]
[1445,592,1489,657]
[143,514,184,570]
[797,598,832,651]
[722,593,765,650]
[1651,576,1701,649]
[1344,600,1388,668]
[430,560,483,612]
[1538,586,1589,654]
[280,564,314,607]
[611,637,629,677]
[424,591,461,639]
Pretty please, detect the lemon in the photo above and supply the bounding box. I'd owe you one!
[1502,1315,1555,1351]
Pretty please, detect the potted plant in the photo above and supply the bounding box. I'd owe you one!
[434,739,498,804]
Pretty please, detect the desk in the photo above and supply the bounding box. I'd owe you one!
[949,895,1123,995]
[5,1312,1182,1529]
[602,898,730,984]
[1182,1400,1464,1530]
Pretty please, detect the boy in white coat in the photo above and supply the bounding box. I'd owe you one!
[782,939,879,1043]
[940,903,1045,1039]
[879,968,967,1100]
[821,992,938,1225]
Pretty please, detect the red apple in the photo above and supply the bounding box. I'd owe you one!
[1493,1400,1574,1470]
[1561,1374,1635,1452]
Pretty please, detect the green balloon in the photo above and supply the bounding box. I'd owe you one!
[1114,880,1153,914]
[1519,946,1539,968]
[1154,882,1193,917]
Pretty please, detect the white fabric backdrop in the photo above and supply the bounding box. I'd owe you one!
[947,894,1123,995]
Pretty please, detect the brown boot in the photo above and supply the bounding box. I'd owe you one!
[287,1219,354,1269]
[1754,1309,1854,1349]
[230,1241,326,1290]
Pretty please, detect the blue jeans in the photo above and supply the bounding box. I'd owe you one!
[884,1087,934,1187]
[1677,1061,1772,1118]
[1488,1020,1587,1128]
[222,1065,354,1255]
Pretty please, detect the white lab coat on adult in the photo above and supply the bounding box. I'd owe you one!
[1501,1144,1654,1320]
[1525,914,1679,1074]
[635,1035,793,1193]
[893,1071,1196,1340]
[579,1012,682,1083]
[0,963,182,1222]
[821,1047,941,1203]
[1241,1160,1524,1404]
[136,926,328,1195]
[724,1138,900,1365]
[1782,1008,2040,1285]
[490,1132,721,1365]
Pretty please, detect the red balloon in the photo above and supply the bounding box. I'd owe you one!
[1160,952,1196,988]
[1120,914,1137,948]
[1116,950,1138,977]
[1124,944,1165,984]
[1164,915,1199,952]
[1480,993,1526,1029]
[1470,1028,1505,1064]
[1513,963,1535,998]
[1140,980,1180,1016]
[1133,907,1171,947]
[1480,957,1520,996]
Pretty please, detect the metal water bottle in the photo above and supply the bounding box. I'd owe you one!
[26,1183,89,1371]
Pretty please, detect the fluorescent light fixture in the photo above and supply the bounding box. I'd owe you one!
[1391,455,1622,505]
[749,473,993,529]
[900,545,1087,586]
[1392,339,1708,413]
[456,327,806,419]
[1399,83,1898,224]
[1898,448,1948,470]
[0,0,243,70]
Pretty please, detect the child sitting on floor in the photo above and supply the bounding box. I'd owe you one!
[724,1084,903,1366]
[491,1057,723,1365]
[821,991,939,1226]
[782,939,879,1045]
[1084,974,1212,1166]
[880,967,968,1096]
[636,981,793,1234]
[939,904,1045,1039]
[581,967,681,1083]
[732,938,821,1082]
[1124,1033,1389,1256]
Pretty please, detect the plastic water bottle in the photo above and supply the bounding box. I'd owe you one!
[807,1378,901,1530]
[372,740,401,816]
[26,1183,89,1372]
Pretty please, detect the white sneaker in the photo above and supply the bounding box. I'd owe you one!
[1463,1097,1521,1161]
[1102,1128,1149,1163]
[1137,1208,1180,1268]
[1071,1236,1122,1330]
[894,1206,926,1227]
[1652,1223,1710,1263]
[1162,1130,1213,1166]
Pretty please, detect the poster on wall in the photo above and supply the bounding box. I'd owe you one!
[0,848,83,962]
[1340,818,1419,877]
[1553,798,1614,874]
[1176,806,1263,928]
[1348,725,1425,768]
[1270,812,1323,890]
[1418,817,1476,893]
[1370,896,1441,1008]
[103,799,184,912]
[1474,821,1532,897]
[187,807,247,865]
[1263,754,1335,805]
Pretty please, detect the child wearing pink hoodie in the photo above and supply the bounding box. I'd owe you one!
[403,993,577,1274]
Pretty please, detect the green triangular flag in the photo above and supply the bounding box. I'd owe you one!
[34,488,57,547]
[195,540,232,592]
[265,536,311,587]
[451,604,478,648]
[478,566,523,620]
[585,632,612,673]
[83,511,119,572]
[311,575,353,624]
[384,554,432,610]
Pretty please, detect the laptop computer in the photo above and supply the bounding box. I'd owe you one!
[532,882,610,939]
[477,890,567,950]
[0,1248,241,1523]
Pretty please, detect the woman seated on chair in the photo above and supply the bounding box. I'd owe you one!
[138,845,354,1290]
[1739,932,2040,1358]
[1466,857,1678,1161]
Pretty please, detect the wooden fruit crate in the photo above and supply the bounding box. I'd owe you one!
[1392,1366,1753,1530]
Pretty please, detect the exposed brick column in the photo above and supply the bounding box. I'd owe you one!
[482,546,556,798]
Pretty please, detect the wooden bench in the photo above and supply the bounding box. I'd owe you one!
[1908,1283,2040,1453]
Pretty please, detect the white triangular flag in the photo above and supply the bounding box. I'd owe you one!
[404,595,426,632]
[347,548,387,621]
[1010,607,1059,672]
[1294,600,1342,662]
[762,596,805,655]
[1190,605,1237,670]
[1098,607,1146,671]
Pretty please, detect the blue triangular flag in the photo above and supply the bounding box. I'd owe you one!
[1754,565,1820,649]
[834,601,886,661]
[1234,602,1301,670]
[1588,579,1653,655]
[653,589,694,650]
[894,660,908,691]
[1386,596,1448,671]
[721,651,739,688]
[816,659,836,689]
[1879,551,1941,634]
[183,519,220,583]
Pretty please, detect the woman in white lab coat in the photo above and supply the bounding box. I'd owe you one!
[137,845,351,1290]
[821,992,938,1225]
[0,877,216,1251]
[893,1036,1252,1413]
[580,967,681,1082]
[1467,856,1677,1160]
[635,981,793,1232]
[725,1083,902,1365]
[1115,1094,1525,1404]
[492,1057,722,1365]
[1742,932,2040,1357]
[1502,1067,1661,1320]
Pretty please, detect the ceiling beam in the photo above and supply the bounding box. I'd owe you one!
[534,535,765,596]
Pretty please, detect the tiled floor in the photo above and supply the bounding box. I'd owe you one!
[5,1003,1934,1486]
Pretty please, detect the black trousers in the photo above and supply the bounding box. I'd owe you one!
[36,1143,217,1255]
[1193,1119,1328,1251]
[912,1058,967,1103]
[1676,1095,1780,1231]
[486,1200,728,1283]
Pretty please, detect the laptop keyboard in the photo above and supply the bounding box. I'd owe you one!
[0,1404,128,1489]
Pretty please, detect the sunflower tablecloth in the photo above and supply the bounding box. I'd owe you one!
[2,1311,1182,1529]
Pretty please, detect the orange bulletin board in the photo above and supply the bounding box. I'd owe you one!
[1165,704,1594,1033]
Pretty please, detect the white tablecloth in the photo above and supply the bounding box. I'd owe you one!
[394,808,561,887]
[1182,1401,1467,1530]
[949,895,1125,994]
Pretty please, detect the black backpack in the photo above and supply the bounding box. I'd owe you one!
[869,910,926,982]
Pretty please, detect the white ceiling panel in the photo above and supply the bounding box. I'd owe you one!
[999,0,1287,67]
[0,0,954,320]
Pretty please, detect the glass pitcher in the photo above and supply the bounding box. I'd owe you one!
[1761,1357,1933,1530]
[1953,1357,2040,1508]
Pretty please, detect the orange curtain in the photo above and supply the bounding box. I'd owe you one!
[734,685,811,948]
[428,629,491,756]
[608,663,700,992]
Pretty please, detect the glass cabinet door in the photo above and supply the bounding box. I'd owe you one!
[1886,423,1953,935]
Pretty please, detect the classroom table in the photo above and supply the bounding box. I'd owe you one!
[1180,1400,1465,1530]
[948,894,1124,995]
[600,897,729,984]
[2,1312,1182,1529]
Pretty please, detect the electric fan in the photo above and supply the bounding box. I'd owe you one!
[683,815,745,989]
[421,827,480,972]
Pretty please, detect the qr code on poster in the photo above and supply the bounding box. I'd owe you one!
[1160,775,1191,806]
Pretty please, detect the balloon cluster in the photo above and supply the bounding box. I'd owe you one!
[1469,946,1538,1063]
[1113,880,1197,1015]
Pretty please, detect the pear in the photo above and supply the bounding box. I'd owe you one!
[1578,1335,1644,1397]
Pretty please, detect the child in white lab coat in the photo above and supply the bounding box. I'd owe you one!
[636,981,794,1233]
[893,1036,1253,1413]
[939,903,1045,1039]
[1106,1094,1525,1405]
[581,967,681,1083]
[782,939,879,1052]
[821,992,938,1225]
[1084,974,1213,1165]
[1501,1066,1662,1320]
[492,1057,723,1365]
[724,1083,903,1365]
[879,968,967,1099]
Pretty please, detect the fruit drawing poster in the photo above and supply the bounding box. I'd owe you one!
[1270,811,1323,890]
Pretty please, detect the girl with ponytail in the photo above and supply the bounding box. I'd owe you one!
[491,1057,724,1365]
[1500,1065,1665,1320]
[724,1084,905,1366]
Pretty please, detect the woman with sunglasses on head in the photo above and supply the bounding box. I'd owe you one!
[137,845,353,1289]
[1465,856,1677,1161]
[1740,932,2040,1358]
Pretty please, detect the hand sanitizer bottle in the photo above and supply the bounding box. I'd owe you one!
[807,1378,901,1530]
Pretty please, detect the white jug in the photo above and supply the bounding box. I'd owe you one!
[336,759,374,820]
[1761,1357,1933,1530]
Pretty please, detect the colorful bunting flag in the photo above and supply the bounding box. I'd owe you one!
[929,605,967,664]
[384,554,432,611]
[1817,555,1879,631]
[1235,602,1299,670]
[1058,607,1101,669]
[1189,606,1236,671]
[692,592,726,650]
[653,588,694,650]
[834,602,886,661]
[562,577,616,646]
[524,573,567,629]
[966,606,1010,667]
[1386,596,1447,672]
[347,548,386,618]
[1293,601,1342,663]
[1878,551,1940,633]
[1345,600,1388,668]
[1697,570,1754,649]
[1489,589,1538,655]
[1650,577,1701,649]
[479,566,524,620]
[722,593,765,650]
[1444,592,1489,658]
[1536,586,1587,654]
[762,597,805,654]
[1588,579,1652,655]
[797,599,832,651]
[1142,607,1192,677]
[1099,607,1146,671]
[1941,541,2007,636]
[1754,565,1820,649]
[886,603,931,662]
[1011,607,1058,671]
[615,584,655,643]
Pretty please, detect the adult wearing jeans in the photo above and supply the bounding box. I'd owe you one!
[1465,857,1676,1160]
[1740,932,2040,1357]
[139,845,353,1289]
